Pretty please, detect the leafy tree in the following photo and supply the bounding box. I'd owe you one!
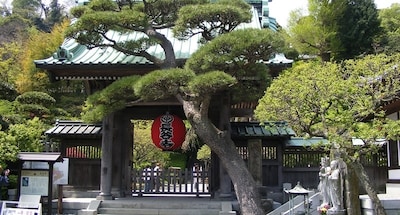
[377,3,400,54]
[0,42,23,86]
[15,20,69,93]
[286,0,344,61]
[197,144,211,168]
[255,54,400,215]
[0,131,19,166]
[11,0,67,32]
[44,0,66,30]
[132,120,169,170]
[0,14,31,45]
[0,117,48,166]
[67,0,284,213]
[13,91,69,124]
[286,0,381,61]
[8,117,48,152]
[0,82,18,102]
[335,0,381,59]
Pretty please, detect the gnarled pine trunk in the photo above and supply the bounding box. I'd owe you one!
[348,160,386,215]
[182,99,264,215]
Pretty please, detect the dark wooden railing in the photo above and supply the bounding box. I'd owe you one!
[131,168,210,196]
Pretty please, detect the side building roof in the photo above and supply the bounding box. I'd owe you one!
[45,120,102,138]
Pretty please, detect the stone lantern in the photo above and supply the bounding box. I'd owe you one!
[285,182,312,215]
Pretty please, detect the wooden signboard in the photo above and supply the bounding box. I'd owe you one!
[20,170,48,196]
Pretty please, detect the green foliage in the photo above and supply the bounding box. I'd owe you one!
[255,53,400,150]
[0,83,18,101]
[197,144,211,161]
[12,0,42,20]
[186,28,283,74]
[231,63,271,103]
[377,3,400,54]
[0,100,13,116]
[286,0,345,60]
[14,91,56,121]
[185,29,282,102]
[287,0,381,61]
[11,0,66,32]
[7,118,48,152]
[16,20,69,93]
[17,104,51,117]
[7,175,18,189]
[82,75,140,122]
[0,132,19,164]
[132,120,170,170]
[15,91,56,106]
[67,0,208,64]
[167,152,187,170]
[335,0,381,59]
[0,14,31,45]
[0,117,48,165]
[0,42,23,87]
[187,71,236,96]
[46,0,66,30]
[174,0,251,40]
[135,68,195,101]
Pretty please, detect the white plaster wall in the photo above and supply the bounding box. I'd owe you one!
[386,183,400,195]
[388,169,400,180]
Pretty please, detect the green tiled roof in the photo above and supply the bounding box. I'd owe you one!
[231,121,296,138]
[34,8,261,69]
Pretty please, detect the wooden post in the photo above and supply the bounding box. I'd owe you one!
[248,139,262,186]
[98,113,114,200]
[48,162,55,215]
[57,184,63,215]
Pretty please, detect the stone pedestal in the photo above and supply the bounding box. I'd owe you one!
[327,209,346,215]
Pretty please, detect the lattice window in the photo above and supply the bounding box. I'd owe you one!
[237,146,248,160]
[262,146,277,160]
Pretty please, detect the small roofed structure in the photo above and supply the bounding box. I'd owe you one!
[17,152,63,215]
[44,121,102,193]
[17,152,63,162]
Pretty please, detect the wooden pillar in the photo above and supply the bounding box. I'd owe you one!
[122,115,133,197]
[97,113,114,200]
[248,139,262,186]
[111,110,133,197]
[217,91,233,199]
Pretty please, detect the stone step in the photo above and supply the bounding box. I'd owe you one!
[99,199,223,210]
[76,197,237,215]
[98,208,220,215]
[96,198,230,215]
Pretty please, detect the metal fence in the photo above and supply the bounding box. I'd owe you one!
[131,168,210,196]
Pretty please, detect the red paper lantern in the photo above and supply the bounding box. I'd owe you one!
[151,113,186,151]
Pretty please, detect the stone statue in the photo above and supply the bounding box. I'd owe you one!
[318,157,331,206]
[328,159,343,211]
[317,155,346,215]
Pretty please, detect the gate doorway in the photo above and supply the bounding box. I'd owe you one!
[131,167,210,196]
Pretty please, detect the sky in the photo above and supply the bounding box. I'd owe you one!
[269,0,400,28]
